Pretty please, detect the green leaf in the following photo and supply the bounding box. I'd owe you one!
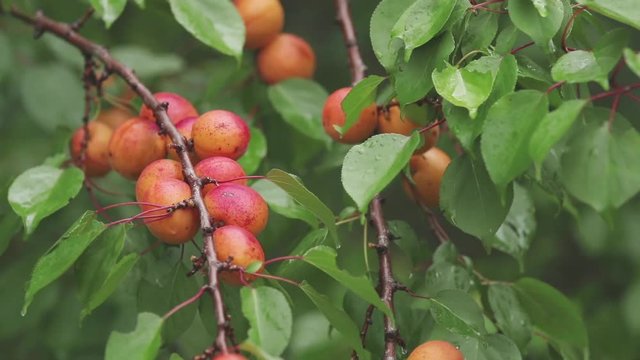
[76,224,128,307]
[387,220,422,265]
[20,64,84,131]
[266,169,337,244]
[432,58,496,118]
[424,262,472,296]
[268,79,330,143]
[169,354,184,360]
[509,0,564,46]
[429,289,486,336]
[529,99,588,165]
[392,32,455,106]
[461,12,499,54]
[485,184,536,266]
[623,48,640,78]
[239,341,285,360]
[105,312,164,360]
[341,133,420,212]
[488,284,532,351]
[252,180,318,227]
[515,55,552,83]
[340,75,385,135]
[23,211,106,315]
[303,246,394,322]
[440,153,513,239]
[481,90,548,189]
[594,28,629,74]
[551,50,608,88]
[514,278,588,350]
[8,165,84,235]
[370,0,415,69]
[390,0,458,60]
[432,241,459,264]
[577,0,640,30]
[238,127,267,175]
[299,281,370,360]
[168,0,244,60]
[241,286,292,356]
[89,0,127,28]
[560,108,640,212]
[81,253,139,319]
[459,333,523,360]
[277,229,329,277]
[111,46,184,79]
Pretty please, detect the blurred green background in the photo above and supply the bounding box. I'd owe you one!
[0,1,639,359]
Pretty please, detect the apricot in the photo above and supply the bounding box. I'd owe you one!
[404,147,451,208]
[194,156,248,195]
[135,159,184,202]
[234,0,284,49]
[108,117,167,180]
[322,87,378,144]
[165,116,198,162]
[192,110,250,160]
[212,225,265,284]
[204,183,268,235]
[69,121,113,177]
[407,340,463,360]
[139,92,198,125]
[95,107,133,130]
[139,179,199,245]
[378,105,440,153]
[257,33,316,84]
[213,355,247,360]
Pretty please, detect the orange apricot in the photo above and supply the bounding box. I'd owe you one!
[234,0,284,49]
[212,225,265,285]
[378,105,440,153]
[108,117,167,180]
[95,107,133,130]
[139,92,198,125]
[407,340,463,360]
[204,183,268,235]
[322,87,378,144]
[192,110,250,160]
[135,159,184,202]
[212,355,248,360]
[194,156,248,195]
[404,147,451,208]
[69,121,113,177]
[257,33,316,84]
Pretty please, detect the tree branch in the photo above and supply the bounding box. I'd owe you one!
[6,7,232,354]
[334,0,366,84]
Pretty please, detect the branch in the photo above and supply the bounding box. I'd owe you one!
[6,7,232,354]
[335,0,366,84]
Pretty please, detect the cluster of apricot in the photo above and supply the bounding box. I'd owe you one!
[321,90,451,208]
[234,0,316,84]
[69,92,268,286]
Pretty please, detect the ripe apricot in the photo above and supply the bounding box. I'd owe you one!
[204,183,268,235]
[95,107,133,130]
[108,117,167,180]
[69,121,113,177]
[257,33,316,84]
[166,116,198,162]
[212,225,265,285]
[407,340,463,360]
[378,105,440,153]
[139,179,199,245]
[136,159,184,202]
[234,0,284,49]
[322,87,378,144]
[404,147,451,208]
[192,110,250,160]
[194,157,248,195]
[213,354,247,360]
[139,92,198,125]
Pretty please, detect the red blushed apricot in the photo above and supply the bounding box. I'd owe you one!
[69,121,113,177]
[139,92,198,125]
[404,147,451,208]
[213,355,247,360]
[378,105,440,153]
[322,87,378,144]
[96,107,133,130]
[108,117,167,180]
[192,110,250,160]
[139,179,199,245]
[234,0,284,49]
[212,225,265,285]
[257,33,316,84]
[204,183,268,235]
[135,159,184,202]
[407,340,463,360]
[165,116,198,162]
[194,157,248,195]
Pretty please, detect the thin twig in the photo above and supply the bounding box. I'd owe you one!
[335,0,366,84]
[163,286,208,320]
